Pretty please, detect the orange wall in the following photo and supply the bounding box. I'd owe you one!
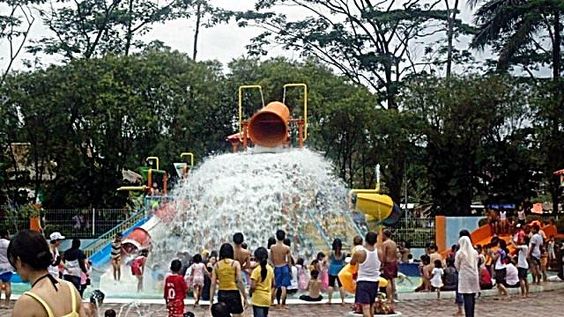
[435,215,446,251]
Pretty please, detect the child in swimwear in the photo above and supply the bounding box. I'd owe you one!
[299,270,322,302]
[131,249,148,292]
[187,254,206,306]
[430,260,444,298]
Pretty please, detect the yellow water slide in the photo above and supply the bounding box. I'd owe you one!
[350,190,401,225]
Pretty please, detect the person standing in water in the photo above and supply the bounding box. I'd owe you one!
[382,229,399,305]
[110,233,122,282]
[62,238,87,294]
[350,232,383,317]
[9,230,83,317]
[233,233,251,286]
[0,228,14,309]
[187,254,206,306]
[250,247,274,317]
[327,238,345,305]
[210,243,248,317]
[131,249,148,292]
[164,259,188,317]
[270,229,292,307]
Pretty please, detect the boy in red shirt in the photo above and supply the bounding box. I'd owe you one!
[164,259,187,317]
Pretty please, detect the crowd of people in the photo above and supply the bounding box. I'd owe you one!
[157,229,406,317]
[0,216,562,317]
[411,220,563,317]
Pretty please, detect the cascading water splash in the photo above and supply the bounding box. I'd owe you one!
[150,148,359,264]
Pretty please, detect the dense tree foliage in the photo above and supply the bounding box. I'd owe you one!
[0,0,562,216]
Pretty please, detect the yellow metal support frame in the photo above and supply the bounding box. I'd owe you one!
[145,156,159,171]
[283,83,308,141]
[180,152,195,167]
[238,85,265,135]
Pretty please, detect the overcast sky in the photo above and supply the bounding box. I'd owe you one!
[0,0,489,74]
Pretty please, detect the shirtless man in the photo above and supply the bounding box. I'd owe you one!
[382,229,399,304]
[270,229,292,307]
[233,233,251,272]
[350,232,383,317]
[428,244,443,266]
[233,233,251,293]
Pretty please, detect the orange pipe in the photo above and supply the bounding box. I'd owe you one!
[248,101,290,147]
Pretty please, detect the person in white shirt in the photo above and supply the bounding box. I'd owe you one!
[504,261,520,288]
[517,209,526,225]
[455,235,480,317]
[529,224,543,285]
[511,239,530,297]
[499,210,508,234]
[48,232,65,279]
[492,240,508,297]
[430,260,444,299]
[0,229,14,309]
[350,232,383,317]
[287,258,299,295]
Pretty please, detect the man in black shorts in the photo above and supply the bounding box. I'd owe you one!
[351,232,383,317]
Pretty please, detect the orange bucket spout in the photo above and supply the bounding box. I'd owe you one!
[248,101,291,147]
[122,227,152,255]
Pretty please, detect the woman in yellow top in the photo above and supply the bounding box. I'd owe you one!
[210,243,248,317]
[8,230,83,317]
[251,247,274,317]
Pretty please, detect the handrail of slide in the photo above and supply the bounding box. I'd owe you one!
[305,209,331,249]
[83,209,147,259]
[343,210,367,237]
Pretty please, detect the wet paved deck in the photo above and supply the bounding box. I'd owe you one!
[1,288,564,316]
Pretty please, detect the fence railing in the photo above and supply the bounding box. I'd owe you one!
[0,207,133,239]
[83,210,147,258]
[43,208,133,238]
[390,217,436,248]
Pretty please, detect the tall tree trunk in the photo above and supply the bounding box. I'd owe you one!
[551,9,561,214]
[553,9,561,81]
[192,1,202,61]
[384,64,397,109]
[445,0,459,78]
[124,0,134,56]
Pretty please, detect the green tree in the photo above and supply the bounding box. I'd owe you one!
[0,0,42,84]
[471,0,563,79]
[30,0,194,59]
[1,48,232,208]
[401,75,538,215]
[235,0,474,109]
[530,80,564,214]
[470,0,563,213]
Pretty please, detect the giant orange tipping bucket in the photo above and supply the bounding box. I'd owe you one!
[122,227,152,255]
[248,101,291,147]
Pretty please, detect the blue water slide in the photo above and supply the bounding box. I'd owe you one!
[87,215,152,268]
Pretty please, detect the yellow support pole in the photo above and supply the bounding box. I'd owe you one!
[117,186,147,191]
[146,156,159,171]
[180,152,194,167]
[238,85,265,134]
[283,83,308,141]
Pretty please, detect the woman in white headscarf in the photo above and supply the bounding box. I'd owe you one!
[455,235,480,317]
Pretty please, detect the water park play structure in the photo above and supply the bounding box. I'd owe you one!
[227,84,308,151]
[13,83,561,310]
